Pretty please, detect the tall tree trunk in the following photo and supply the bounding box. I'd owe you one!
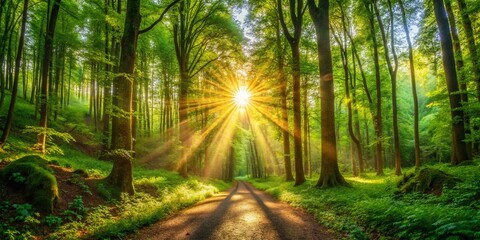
[374,0,401,175]
[365,2,384,175]
[303,76,309,176]
[0,0,28,148]
[333,28,360,176]
[399,0,421,168]
[445,0,472,158]
[107,0,141,195]
[37,0,62,153]
[335,0,363,175]
[456,0,480,101]
[277,0,305,186]
[275,17,293,181]
[308,0,347,188]
[433,0,470,164]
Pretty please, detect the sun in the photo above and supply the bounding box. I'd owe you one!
[233,86,251,107]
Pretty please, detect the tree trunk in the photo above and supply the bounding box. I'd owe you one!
[303,76,309,176]
[308,0,348,188]
[277,0,305,186]
[0,0,28,148]
[399,0,421,168]
[365,2,384,175]
[107,0,141,195]
[275,17,293,181]
[445,0,472,158]
[374,0,401,176]
[37,0,62,153]
[456,0,480,102]
[433,0,470,164]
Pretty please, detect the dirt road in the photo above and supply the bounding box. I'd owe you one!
[127,181,336,240]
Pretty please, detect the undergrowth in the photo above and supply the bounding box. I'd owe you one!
[248,162,480,240]
[0,88,231,240]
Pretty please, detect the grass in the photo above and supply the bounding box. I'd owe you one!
[248,163,480,240]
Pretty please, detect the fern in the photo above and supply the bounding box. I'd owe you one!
[22,126,75,155]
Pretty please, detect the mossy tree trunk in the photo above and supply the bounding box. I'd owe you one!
[108,0,179,195]
[108,0,140,196]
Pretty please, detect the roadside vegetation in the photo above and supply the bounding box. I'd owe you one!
[0,94,229,240]
[248,162,480,240]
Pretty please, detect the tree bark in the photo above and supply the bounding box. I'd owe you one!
[455,0,480,102]
[275,17,293,181]
[399,0,421,169]
[308,0,347,188]
[277,0,306,186]
[374,0,401,175]
[445,0,472,158]
[365,2,384,175]
[107,0,141,195]
[0,0,28,148]
[433,0,470,164]
[37,0,62,153]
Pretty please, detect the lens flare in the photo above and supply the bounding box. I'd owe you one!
[234,86,251,107]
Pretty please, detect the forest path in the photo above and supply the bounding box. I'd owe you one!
[126,181,336,240]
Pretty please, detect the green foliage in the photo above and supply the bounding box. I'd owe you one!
[44,214,63,228]
[249,162,480,239]
[68,174,92,195]
[51,178,228,239]
[2,155,59,213]
[22,126,75,155]
[12,203,36,222]
[61,196,88,221]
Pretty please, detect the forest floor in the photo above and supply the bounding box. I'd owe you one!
[128,180,339,240]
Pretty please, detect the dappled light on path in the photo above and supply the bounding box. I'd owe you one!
[128,181,335,239]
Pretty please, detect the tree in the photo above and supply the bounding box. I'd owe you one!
[275,13,294,181]
[308,0,347,188]
[398,0,421,169]
[277,0,306,186]
[37,0,62,153]
[432,0,470,164]
[373,0,401,176]
[333,0,363,176]
[0,0,28,148]
[364,1,384,175]
[106,0,180,195]
[456,0,480,102]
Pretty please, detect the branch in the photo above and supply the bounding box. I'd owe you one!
[190,57,218,78]
[277,0,294,42]
[139,0,182,34]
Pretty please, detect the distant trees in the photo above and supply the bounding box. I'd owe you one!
[2,0,480,196]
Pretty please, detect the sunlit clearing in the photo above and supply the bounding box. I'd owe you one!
[234,86,251,107]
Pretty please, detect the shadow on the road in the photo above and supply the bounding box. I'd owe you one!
[241,181,290,240]
[189,181,239,239]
